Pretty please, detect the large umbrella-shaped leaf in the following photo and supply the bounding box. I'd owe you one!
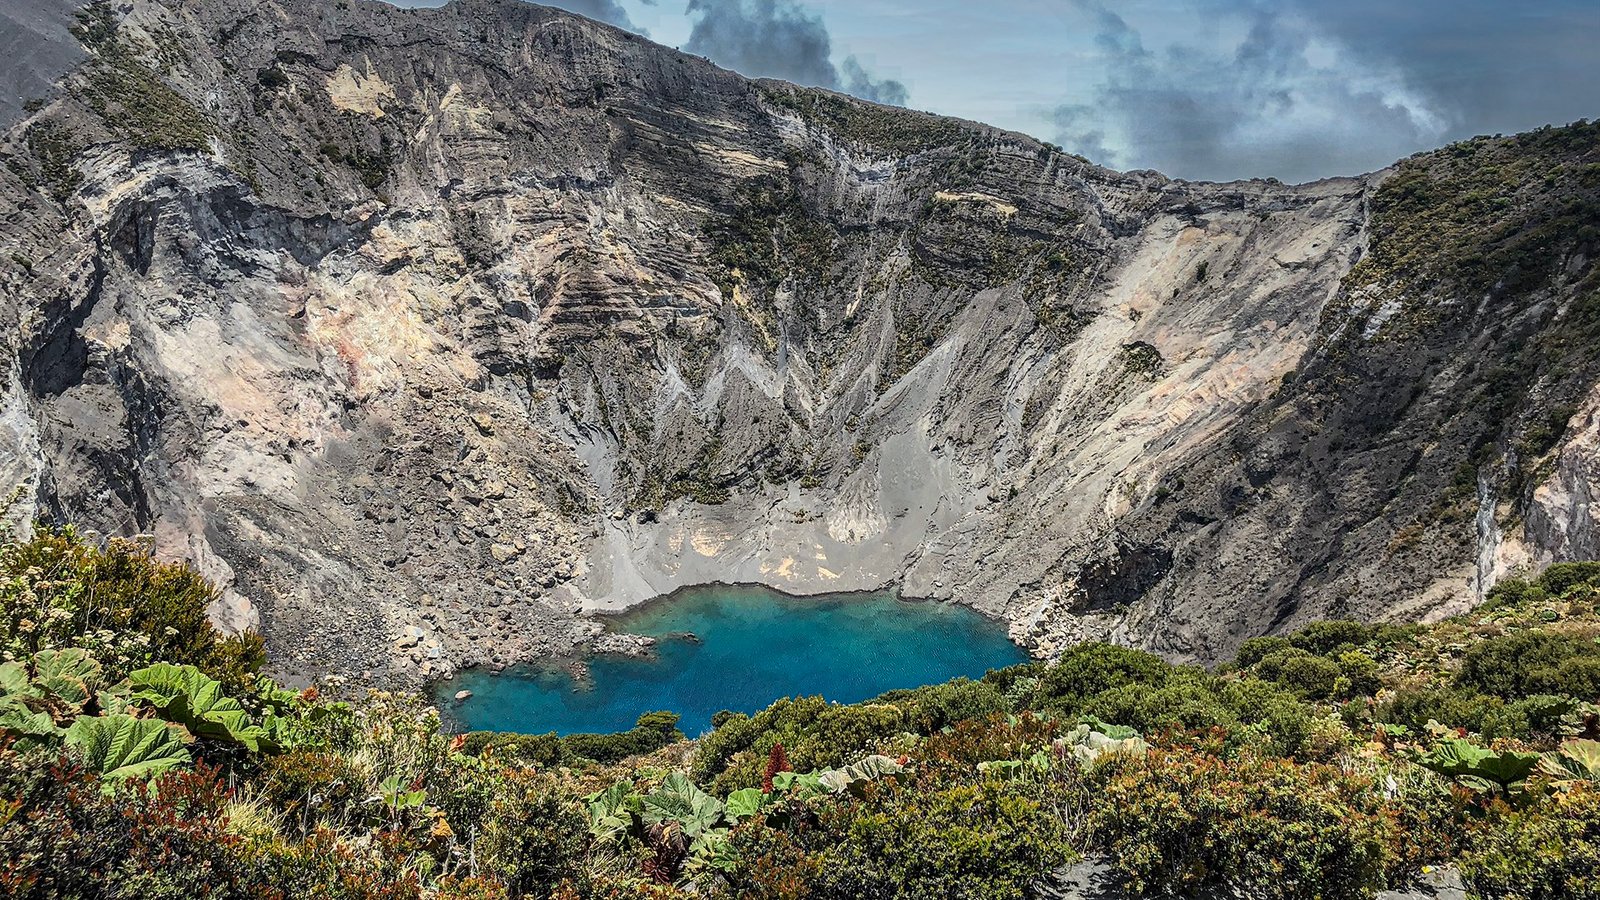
[642,773,724,838]
[0,650,105,724]
[0,695,62,750]
[1418,739,1540,788]
[65,714,191,786]
[586,780,641,841]
[1540,739,1600,786]
[724,788,767,822]
[32,649,103,711]
[128,663,269,751]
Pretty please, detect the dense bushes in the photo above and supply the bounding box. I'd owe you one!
[1460,786,1600,900]
[691,696,912,792]
[0,528,262,689]
[0,753,261,899]
[874,677,1008,733]
[479,770,590,898]
[1090,749,1394,900]
[1026,643,1173,713]
[1457,631,1600,698]
[807,779,1077,900]
[463,713,685,768]
[562,711,686,764]
[714,778,1077,900]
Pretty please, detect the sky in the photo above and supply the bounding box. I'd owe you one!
[389,0,1600,184]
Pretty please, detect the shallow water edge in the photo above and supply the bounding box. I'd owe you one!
[433,583,1029,736]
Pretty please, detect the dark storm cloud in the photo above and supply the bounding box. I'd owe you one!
[1287,0,1600,138]
[684,0,908,106]
[1052,0,1455,183]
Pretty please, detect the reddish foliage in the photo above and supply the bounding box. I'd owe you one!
[762,743,791,794]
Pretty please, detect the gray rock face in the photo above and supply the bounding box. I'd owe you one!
[0,0,88,129]
[0,0,1596,686]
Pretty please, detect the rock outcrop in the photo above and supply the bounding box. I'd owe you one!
[1,0,1596,686]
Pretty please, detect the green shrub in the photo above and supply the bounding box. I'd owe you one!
[790,704,905,772]
[1526,655,1600,700]
[1456,631,1600,698]
[478,769,590,899]
[1482,576,1548,611]
[1287,621,1375,656]
[0,529,262,690]
[1479,694,1580,743]
[919,713,1063,776]
[805,779,1078,900]
[561,711,684,764]
[461,731,567,768]
[691,696,829,784]
[1460,785,1600,899]
[1255,649,1343,700]
[1030,643,1174,714]
[1235,636,1293,668]
[1334,650,1384,700]
[1091,748,1393,899]
[981,662,1048,696]
[1377,686,1494,734]
[1538,562,1600,596]
[874,678,1009,734]
[1218,679,1315,757]
[712,702,905,792]
[240,827,426,899]
[1081,675,1240,737]
[259,749,363,827]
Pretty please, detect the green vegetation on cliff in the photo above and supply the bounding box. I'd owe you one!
[2,527,1599,898]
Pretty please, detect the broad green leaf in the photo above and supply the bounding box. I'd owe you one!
[1540,739,1600,785]
[1418,738,1540,788]
[0,695,62,750]
[724,788,766,822]
[586,780,640,840]
[65,714,190,786]
[0,661,29,696]
[771,770,823,795]
[1561,739,1600,776]
[688,828,738,873]
[33,649,102,710]
[642,773,724,838]
[128,663,270,752]
[818,755,907,795]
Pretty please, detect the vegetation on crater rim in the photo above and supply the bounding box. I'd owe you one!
[2,524,1599,898]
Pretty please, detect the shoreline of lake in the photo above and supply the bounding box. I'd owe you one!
[433,583,1028,736]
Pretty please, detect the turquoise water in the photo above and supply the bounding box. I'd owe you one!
[435,584,1028,737]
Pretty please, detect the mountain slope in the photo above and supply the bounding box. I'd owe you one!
[0,0,1596,685]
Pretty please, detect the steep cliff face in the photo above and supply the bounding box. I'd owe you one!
[0,0,1596,685]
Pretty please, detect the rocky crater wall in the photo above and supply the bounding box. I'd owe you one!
[1,0,1597,687]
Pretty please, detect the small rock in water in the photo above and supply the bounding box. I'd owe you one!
[454,689,473,702]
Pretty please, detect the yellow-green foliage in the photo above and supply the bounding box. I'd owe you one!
[0,527,262,688]
[1461,785,1600,900]
[71,2,214,152]
[1089,747,1428,900]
